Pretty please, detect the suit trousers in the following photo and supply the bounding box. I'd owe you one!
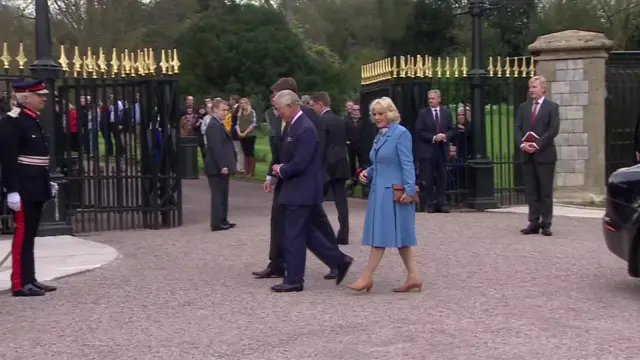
[523,161,555,226]
[207,174,230,228]
[283,205,346,285]
[347,144,365,177]
[419,155,448,206]
[233,141,245,172]
[324,179,349,244]
[11,200,44,291]
[269,184,338,270]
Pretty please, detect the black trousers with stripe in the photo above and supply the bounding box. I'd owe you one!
[11,201,44,291]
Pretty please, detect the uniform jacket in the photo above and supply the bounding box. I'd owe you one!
[0,106,52,202]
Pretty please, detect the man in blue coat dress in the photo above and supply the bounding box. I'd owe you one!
[269,90,353,293]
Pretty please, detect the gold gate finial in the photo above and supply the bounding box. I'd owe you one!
[72,46,83,77]
[16,43,27,69]
[1,42,13,69]
[97,48,107,74]
[172,49,180,74]
[58,45,69,72]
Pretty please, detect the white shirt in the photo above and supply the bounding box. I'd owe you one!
[430,107,446,143]
[266,110,304,182]
[532,96,545,112]
[521,97,545,150]
[291,110,303,125]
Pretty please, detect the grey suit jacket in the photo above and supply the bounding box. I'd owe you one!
[265,107,281,137]
[515,98,560,163]
[204,117,237,175]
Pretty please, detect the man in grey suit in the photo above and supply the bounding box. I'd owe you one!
[205,99,237,232]
[515,75,560,236]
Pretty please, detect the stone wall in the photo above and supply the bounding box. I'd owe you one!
[528,30,613,203]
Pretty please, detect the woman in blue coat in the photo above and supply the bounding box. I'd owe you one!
[347,97,422,293]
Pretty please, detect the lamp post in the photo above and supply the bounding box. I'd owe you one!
[29,0,72,236]
[466,0,497,210]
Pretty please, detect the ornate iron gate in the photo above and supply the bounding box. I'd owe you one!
[1,43,183,233]
[605,51,640,179]
[359,55,532,208]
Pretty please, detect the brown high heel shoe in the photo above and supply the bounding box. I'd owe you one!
[346,280,373,293]
[392,280,423,293]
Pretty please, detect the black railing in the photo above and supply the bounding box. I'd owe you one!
[56,76,182,233]
[359,55,531,208]
[605,52,640,179]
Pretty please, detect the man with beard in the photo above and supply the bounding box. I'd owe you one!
[252,77,341,280]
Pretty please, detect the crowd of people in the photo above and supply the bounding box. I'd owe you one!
[0,74,559,296]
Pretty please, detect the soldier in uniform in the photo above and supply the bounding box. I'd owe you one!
[0,80,58,297]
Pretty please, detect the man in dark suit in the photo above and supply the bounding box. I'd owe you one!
[269,90,353,293]
[252,77,340,280]
[311,91,350,245]
[415,89,456,213]
[204,99,237,232]
[515,76,560,236]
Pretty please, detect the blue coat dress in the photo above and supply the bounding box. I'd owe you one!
[362,123,417,248]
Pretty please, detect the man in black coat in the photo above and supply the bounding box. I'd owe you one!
[311,91,350,245]
[252,77,340,280]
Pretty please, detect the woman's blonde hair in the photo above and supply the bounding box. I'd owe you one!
[239,97,252,114]
[369,97,400,123]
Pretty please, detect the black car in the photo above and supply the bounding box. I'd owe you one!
[604,164,640,277]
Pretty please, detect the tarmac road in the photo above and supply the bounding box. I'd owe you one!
[1,179,638,360]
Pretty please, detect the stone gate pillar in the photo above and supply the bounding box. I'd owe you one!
[528,30,614,204]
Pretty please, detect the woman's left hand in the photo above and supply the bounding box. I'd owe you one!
[399,193,412,204]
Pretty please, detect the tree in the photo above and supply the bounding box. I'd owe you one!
[177,2,351,103]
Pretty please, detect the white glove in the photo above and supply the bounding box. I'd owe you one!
[7,192,21,212]
[50,182,58,197]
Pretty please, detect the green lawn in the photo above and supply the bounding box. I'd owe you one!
[87,114,519,190]
[484,105,518,190]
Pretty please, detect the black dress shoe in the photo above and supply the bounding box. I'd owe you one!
[211,224,230,232]
[252,267,285,279]
[336,256,353,285]
[439,206,451,213]
[324,268,338,280]
[540,227,553,236]
[520,223,540,235]
[426,206,435,213]
[13,284,46,297]
[223,221,236,228]
[271,283,304,292]
[32,281,57,292]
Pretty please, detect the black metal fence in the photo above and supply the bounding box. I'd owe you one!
[1,44,183,233]
[605,51,640,179]
[359,55,532,208]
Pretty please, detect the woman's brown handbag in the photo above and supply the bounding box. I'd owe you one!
[392,184,419,204]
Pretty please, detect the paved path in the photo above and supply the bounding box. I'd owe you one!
[489,204,604,218]
[1,179,638,360]
[0,235,119,292]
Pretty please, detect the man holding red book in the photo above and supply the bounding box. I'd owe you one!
[515,76,560,236]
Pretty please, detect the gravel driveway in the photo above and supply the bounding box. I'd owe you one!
[1,179,638,360]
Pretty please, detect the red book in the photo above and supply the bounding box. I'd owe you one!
[522,131,539,143]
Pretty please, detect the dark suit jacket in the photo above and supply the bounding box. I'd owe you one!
[515,98,560,164]
[204,117,237,175]
[268,105,327,178]
[414,107,456,160]
[302,105,327,166]
[321,109,350,180]
[277,113,324,206]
